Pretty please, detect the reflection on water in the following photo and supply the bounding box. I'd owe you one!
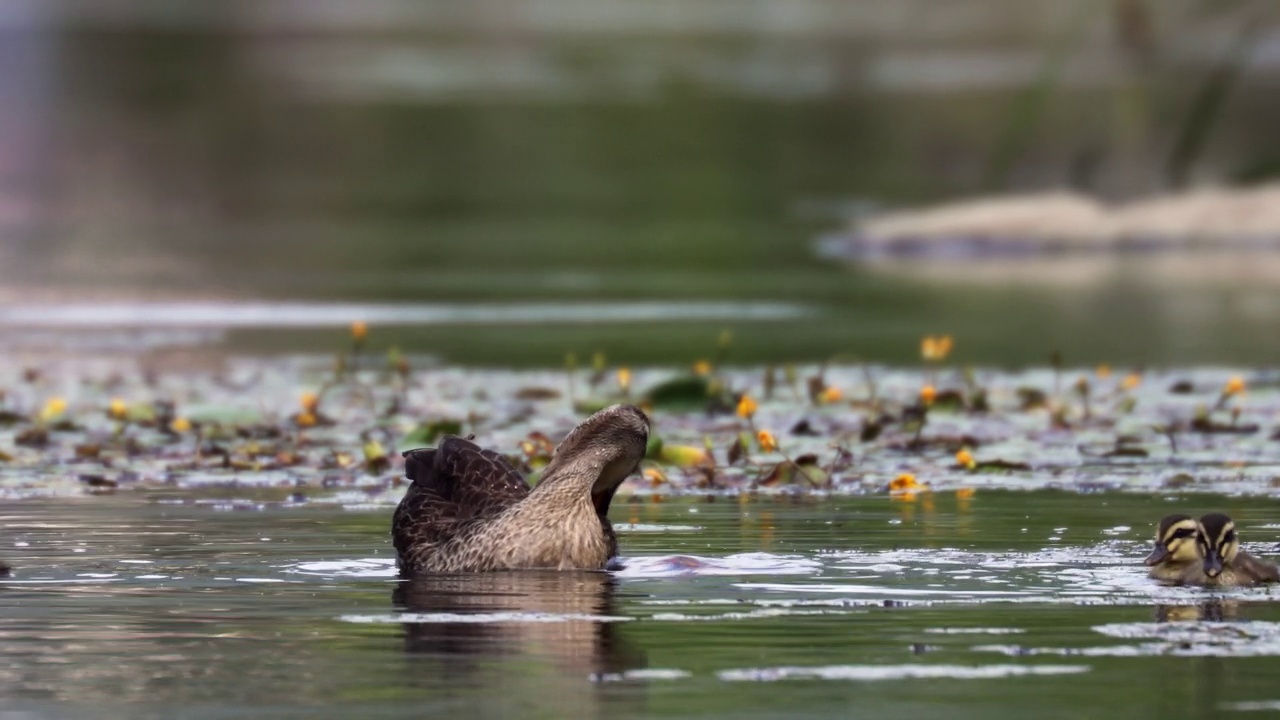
[1156,601,1239,624]
[392,571,643,673]
[390,572,646,718]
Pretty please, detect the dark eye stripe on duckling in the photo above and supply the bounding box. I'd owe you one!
[1160,522,1198,545]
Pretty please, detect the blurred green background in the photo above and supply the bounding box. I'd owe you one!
[0,0,1278,366]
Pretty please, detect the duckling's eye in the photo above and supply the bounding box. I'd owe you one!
[1171,528,1196,540]
[1224,531,1237,543]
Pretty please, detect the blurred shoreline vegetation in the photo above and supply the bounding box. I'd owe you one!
[0,1,1277,366]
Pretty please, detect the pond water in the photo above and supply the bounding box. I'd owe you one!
[4,492,1280,719]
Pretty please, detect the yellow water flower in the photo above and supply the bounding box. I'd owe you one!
[300,391,319,413]
[889,473,921,494]
[363,438,386,461]
[296,411,317,428]
[1095,364,1112,380]
[350,321,368,342]
[736,394,758,419]
[39,397,67,423]
[921,335,954,361]
[108,398,128,420]
[818,386,843,404]
[921,336,938,361]
[617,367,632,392]
[657,444,713,468]
[692,360,712,377]
[756,430,778,452]
[956,448,976,470]
[643,467,668,486]
[919,385,937,406]
[1223,376,1245,396]
[170,417,192,434]
[1121,373,1141,391]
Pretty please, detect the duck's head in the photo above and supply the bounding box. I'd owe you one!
[1145,514,1203,568]
[1198,513,1239,578]
[539,404,650,518]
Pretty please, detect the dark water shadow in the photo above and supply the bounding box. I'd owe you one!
[392,571,646,678]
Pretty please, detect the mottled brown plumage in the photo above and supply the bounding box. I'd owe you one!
[392,405,649,575]
[1199,513,1280,587]
[1145,514,1208,585]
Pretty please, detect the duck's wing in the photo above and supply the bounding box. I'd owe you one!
[393,438,530,559]
[1237,552,1280,583]
[429,437,531,520]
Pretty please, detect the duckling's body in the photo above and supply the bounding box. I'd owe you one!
[1145,514,1209,585]
[1199,513,1280,587]
[392,405,649,575]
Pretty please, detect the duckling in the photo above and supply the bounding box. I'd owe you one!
[1199,513,1280,587]
[392,404,649,575]
[1145,514,1209,585]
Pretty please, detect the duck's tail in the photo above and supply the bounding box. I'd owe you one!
[401,448,438,488]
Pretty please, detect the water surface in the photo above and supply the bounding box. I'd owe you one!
[4,492,1280,719]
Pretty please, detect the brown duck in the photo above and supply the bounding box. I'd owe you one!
[392,404,650,575]
[1199,513,1280,587]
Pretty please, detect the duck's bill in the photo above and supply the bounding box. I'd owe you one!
[1144,544,1170,566]
[1203,550,1224,577]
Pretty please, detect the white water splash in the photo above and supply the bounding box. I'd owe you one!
[287,558,398,578]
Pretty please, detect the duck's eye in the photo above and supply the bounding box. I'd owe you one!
[1171,528,1196,540]
[1224,531,1237,543]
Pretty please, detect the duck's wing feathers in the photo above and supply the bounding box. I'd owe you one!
[429,437,531,520]
[393,438,530,558]
[1237,552,1280,583]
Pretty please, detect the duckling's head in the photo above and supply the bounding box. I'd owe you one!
[1145,514,1202,567]
[1198,513,1239,578]
[539,404,650,517]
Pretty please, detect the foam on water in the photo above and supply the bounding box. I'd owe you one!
[717,663,1091,682]
[976,621,1280,658]
[1222,701,1280,712]
[288,559,398,578]
[615,552,823,578]
[590,669,691,682]
[735,582,1035,597]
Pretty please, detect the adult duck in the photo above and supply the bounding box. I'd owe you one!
[392,404,649,575]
